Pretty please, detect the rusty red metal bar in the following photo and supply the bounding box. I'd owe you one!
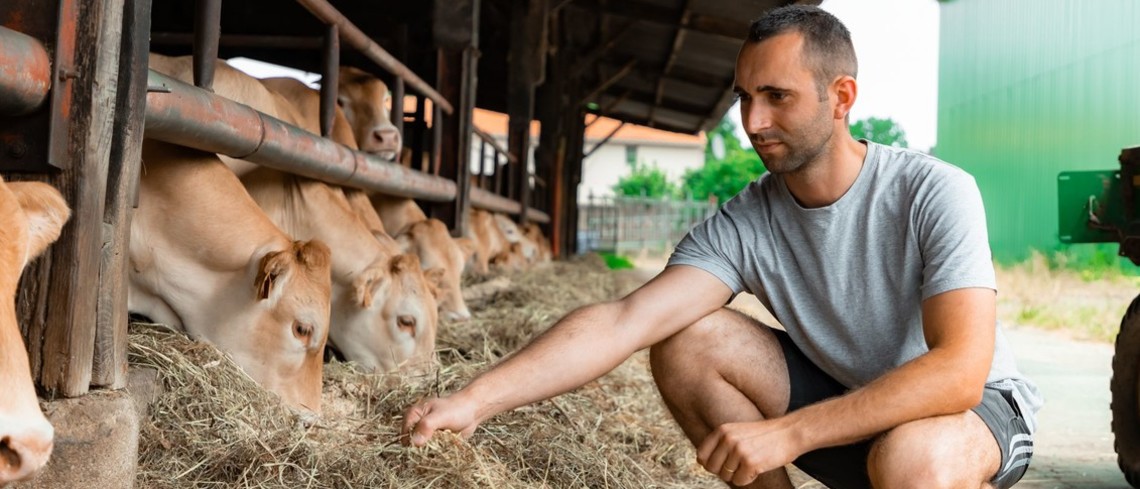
[294,0,454,115]
[471,187,550,223]
[144,70,457,201]
[0,26,52,116]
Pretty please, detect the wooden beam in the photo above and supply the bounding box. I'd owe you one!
[569,19,636,80]
[17,0,125,396]
[578,58,636,107]
[508,0,546,223]
[92,0,151,390]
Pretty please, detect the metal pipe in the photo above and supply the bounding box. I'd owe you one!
[144,70,456,201]
[192,0,223,90]
[479,137,488,189]
[392,77,405,136]
[319,23,339,138]
[295,0,454,114]
[471,187,550,223]
[151,33,323,49]
[431,103,443,175]
[0,26,52,116]
[473,126,517,163]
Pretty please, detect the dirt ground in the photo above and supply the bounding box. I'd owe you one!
[630,257,1135,488]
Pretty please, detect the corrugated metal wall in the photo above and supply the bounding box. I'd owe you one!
[937,0,1140,262]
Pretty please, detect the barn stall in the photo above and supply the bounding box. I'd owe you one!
[0,0,810,486]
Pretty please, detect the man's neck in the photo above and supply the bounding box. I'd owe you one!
[783,136,868,209]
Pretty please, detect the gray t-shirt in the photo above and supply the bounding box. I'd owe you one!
[668,141,1043,432]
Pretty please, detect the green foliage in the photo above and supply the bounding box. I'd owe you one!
[684,116,767,205]
[598,252,636,270]
[849,117,909,148]
[612,161,678,199]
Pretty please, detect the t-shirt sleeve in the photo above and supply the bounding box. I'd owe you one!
[915,167,997,300]
[667,202,748,295]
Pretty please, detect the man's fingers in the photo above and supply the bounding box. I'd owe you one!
[410,413,438,447]
[696,430,720,465]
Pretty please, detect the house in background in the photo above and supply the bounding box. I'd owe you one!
[471,110,705,202]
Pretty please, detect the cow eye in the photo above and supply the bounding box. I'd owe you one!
[293,321,313,339]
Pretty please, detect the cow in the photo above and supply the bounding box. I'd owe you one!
[336,66,401,160]
[521,222,553,263]
[0,177,68,484]
[129,141,333,412]
[367,194,476,321]
[259,76,475,323]
[464,208,511,275]
[493,213,540,265]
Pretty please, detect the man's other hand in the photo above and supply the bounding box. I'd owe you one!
[401,396,480,447]
[697,419,802,486]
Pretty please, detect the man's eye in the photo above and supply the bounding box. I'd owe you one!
[769,92,787,102]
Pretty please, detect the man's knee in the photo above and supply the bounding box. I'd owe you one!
[649,308,738,375]
[867,418,991,489]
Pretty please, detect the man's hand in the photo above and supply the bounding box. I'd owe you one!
[401,395,481,447]
[696,419,802,486]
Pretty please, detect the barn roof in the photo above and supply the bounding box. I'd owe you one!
[148,0,818,136]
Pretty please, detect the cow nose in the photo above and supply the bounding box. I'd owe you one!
[397,315,417,337]
[445,306,472,322]
[372,126,400,146]
[0,417,54,483]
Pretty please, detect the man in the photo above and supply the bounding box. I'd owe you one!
[402,5,1042,489]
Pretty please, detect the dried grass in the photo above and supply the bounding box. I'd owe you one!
[129,255,718,488]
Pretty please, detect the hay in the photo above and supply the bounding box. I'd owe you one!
[130,254,718,488]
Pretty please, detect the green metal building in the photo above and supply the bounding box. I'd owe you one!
[937,0,1140,263]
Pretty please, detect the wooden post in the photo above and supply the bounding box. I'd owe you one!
[507,0,547,225]
[534,10,565,256]
[92,0,151,389]
[431,0,480,237]
[17,0,126,397]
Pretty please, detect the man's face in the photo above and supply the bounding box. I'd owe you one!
[734,32,836,175]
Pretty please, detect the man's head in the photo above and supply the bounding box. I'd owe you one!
[734,5,858,175]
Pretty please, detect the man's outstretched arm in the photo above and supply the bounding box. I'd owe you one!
[698,287,996,485]
[402,264,734,446]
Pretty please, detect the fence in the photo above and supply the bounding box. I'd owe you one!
[578,194,717,254]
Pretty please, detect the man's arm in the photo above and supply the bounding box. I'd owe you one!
[402,264,734,446]
[698,287,996,485]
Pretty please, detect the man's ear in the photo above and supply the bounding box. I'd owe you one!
[831,75,857,121]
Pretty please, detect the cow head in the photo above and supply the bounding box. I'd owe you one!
[239,240,332,412]
[396,219,473,322]
[493,213,538,264]
[337,67,402,161]
[332,253,440,373]
[0,180,69,484]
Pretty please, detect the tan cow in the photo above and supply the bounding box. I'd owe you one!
[129,141,333,412]
[260,76,475,323]
[521,222,553,263]
[465,208,510,275]
[150,55,444,373]
[0,178,68,483]
[493,213,539,265]
[336,66,401,160]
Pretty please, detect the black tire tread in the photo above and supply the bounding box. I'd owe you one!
[1111,293,1140,487]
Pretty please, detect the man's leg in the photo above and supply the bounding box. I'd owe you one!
[867,410,1000,489]
[649,308,794,489]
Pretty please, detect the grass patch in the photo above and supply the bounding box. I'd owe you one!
[598,252,636,270]
[996,251,1139,342]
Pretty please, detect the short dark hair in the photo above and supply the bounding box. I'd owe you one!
[747,5,857,99]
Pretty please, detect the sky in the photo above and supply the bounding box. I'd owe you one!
[729,0,942,152]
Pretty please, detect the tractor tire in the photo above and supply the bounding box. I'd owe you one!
[1112,293,1140,487]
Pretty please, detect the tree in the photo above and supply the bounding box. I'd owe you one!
[849,117,908,148]
[683,115,766,205]
[613,161,678,198]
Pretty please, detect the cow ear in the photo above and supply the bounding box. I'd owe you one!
[352,261,389,309]
[7,181,70,261]
[256,250,294,301]
[423,267,445,299]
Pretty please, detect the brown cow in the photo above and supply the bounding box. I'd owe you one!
[336,66,401,159]
[261,76,475,322]
[0,177,68,483]
[129,141,333,412]
[150,55,444,373]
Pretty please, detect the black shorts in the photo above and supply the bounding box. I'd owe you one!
[773,329,1033,489]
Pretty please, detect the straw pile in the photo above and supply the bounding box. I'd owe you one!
[129,255,720,488]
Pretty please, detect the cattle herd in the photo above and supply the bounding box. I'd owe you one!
[0,55,553,484]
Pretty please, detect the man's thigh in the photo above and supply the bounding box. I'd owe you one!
[867,409,999,489]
